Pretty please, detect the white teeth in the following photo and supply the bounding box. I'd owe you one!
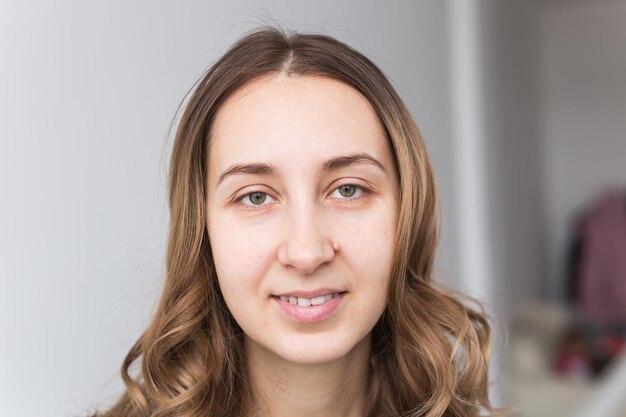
[278,293,340,306]
[297,297,311,307]
[311,296,326,305]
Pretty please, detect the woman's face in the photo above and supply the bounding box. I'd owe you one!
[206,73,399,365]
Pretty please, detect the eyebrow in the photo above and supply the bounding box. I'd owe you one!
[216,152,387,189]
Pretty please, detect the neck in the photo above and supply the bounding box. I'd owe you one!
[245,334,371,417]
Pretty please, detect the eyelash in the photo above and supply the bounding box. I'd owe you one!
[235,184,372,210]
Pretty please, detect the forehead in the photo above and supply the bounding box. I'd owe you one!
[208,73,391,174]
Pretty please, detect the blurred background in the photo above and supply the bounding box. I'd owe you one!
[1,1,625,416]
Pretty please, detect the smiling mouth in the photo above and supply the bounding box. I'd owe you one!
[271,291,347,307]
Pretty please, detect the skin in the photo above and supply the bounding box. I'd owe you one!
[205,73,400,417]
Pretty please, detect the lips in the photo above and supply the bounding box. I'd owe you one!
[271,289,347,308]
[272,291,347,323]
[274,293,336,307]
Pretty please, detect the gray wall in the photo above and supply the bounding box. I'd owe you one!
[481,0,545,315]
[0,2,458,416]
[537,0,626,300]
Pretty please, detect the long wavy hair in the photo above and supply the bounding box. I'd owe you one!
[88,25,495,417]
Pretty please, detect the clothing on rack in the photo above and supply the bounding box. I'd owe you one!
[567,187,626,327]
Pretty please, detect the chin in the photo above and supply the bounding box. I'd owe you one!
[277,346,349,365]
[268,331,370,366]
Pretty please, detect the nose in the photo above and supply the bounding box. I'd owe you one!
[277,204,336,275]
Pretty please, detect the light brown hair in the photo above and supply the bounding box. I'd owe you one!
[88,25,495,417]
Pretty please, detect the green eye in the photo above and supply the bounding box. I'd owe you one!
[338,184,357,198]
[330,184,370,201]
[238,183,370,209]
[238,191,276,208]
[248,192,266,205]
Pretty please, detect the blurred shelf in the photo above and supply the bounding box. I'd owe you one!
[504,301,626,417]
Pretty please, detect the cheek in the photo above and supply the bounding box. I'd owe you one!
[342,204,395,263]
[209,219,275,302]
[336,224,392,338]
[211,237,265,330]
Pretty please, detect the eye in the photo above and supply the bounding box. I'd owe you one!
[328,184,370,201]
[236,184,371,209]
[238,191,277,208]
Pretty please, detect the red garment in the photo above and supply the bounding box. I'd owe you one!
[578,188,626,326]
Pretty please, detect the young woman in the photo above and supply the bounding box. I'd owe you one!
[88,26,494,417]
